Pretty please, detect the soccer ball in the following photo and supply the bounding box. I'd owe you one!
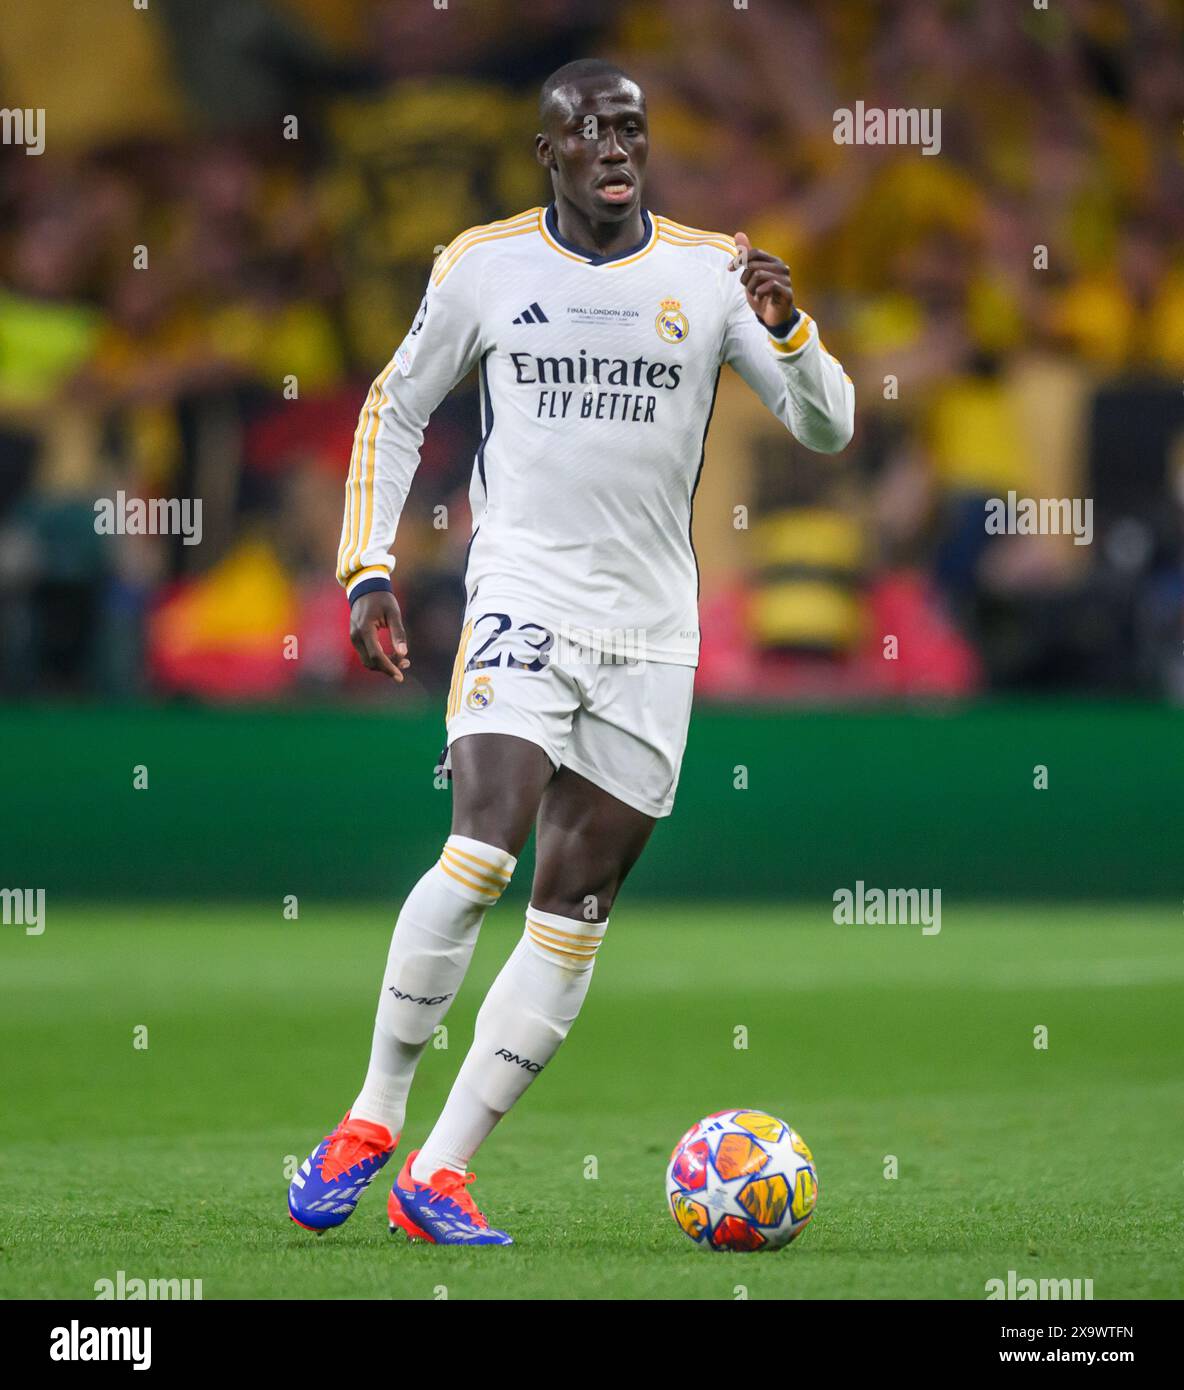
[665,1109,819,1251]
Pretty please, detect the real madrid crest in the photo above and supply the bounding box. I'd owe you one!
[466,675,494,711]
[655,298,689,344]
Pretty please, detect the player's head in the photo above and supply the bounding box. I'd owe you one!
[535,59,648,223]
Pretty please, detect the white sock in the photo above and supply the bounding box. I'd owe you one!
[412,906,607,1180]
[350,836,516,1135]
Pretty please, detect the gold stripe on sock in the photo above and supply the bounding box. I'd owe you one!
[526,918,603,948]
[438,860,499,899]
[441,849,509,897]
[527,931,597,963]
[443,844,512,881]
[527,922,601,958]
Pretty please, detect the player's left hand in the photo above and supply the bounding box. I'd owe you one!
[731,232,795,329]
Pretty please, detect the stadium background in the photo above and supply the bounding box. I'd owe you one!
[1,0,1182,1306]
[1,0,1181,901]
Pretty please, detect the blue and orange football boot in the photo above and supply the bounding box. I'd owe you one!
[288,1112,397,1233]
[387,1150,513,1246]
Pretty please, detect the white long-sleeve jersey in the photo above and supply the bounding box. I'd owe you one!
[337,203,854,666]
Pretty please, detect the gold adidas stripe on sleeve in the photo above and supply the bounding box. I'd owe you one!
[431,209,542,286]
[338,362,397,584]
[655,217,737,258]
[345,566,391,595]
[769,312,813,355]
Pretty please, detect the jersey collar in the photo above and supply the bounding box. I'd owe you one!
[541,202,656,267]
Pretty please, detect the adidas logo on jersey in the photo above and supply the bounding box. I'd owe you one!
[512,302,549,324]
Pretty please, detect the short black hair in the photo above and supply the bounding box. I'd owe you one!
[538,59,641,126]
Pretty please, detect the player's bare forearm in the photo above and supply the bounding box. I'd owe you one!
[349,589,411,681]
[730,230,795,328]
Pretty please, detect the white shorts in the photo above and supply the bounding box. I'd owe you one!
[441,606,695,819]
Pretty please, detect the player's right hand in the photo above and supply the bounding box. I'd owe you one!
[349,590,411,681]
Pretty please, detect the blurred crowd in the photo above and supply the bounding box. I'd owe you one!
[0,0,1182,704]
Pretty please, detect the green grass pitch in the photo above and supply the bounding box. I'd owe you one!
[2,903,1180,1300]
